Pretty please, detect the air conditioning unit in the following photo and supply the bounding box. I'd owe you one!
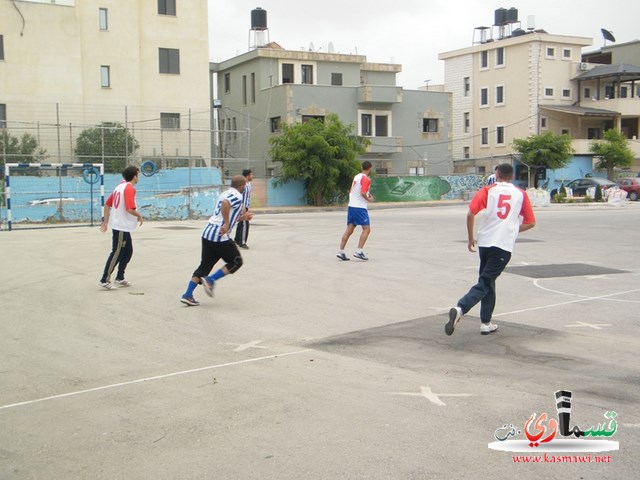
[579,62,589,71]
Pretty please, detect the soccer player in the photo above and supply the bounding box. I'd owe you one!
[234,169,253,249]
[99,165,143,289]
[445,163,535,335]
[486,165,498,185]
[337,161,374,261]
[180,175,253,306]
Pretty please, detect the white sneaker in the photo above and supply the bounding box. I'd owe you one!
[114,279,131,287]
[445,307,462,336]
[480,323,499,335]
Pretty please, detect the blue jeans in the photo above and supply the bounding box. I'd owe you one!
[457,246,511,323]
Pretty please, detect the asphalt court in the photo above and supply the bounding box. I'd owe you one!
[1,201,639,479]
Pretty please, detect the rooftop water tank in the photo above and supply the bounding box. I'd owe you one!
[251,7,267,31]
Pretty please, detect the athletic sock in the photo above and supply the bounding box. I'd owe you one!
[210,269,225,281]
[185,280,198,297]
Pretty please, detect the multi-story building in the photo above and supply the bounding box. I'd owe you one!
[439,9,640,184]
[210,10,451,178]
[0,0,212,165]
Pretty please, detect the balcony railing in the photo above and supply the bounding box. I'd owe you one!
[572,138,640,157]
[358,86,403,104]
[365,136,403,153]
[580,97,640,116]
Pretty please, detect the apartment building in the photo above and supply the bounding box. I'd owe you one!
[439,9,640,183]
[0,0,211,164]
[210,12,451,178]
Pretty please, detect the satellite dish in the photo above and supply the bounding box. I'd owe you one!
[601,28,616,43]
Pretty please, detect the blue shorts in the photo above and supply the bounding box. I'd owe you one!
[347,206,370,226]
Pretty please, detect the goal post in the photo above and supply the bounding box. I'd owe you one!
[3,163,104,231]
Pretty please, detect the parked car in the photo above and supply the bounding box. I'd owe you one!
[616,177,640,201]
[550,178,616,198]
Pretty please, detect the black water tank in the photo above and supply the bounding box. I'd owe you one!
[506,7,518,24]
[494,8,507,26]
[512,28,525,37]
[251,7,267,30]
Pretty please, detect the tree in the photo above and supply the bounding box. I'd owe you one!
[74,122,139,173]
[269,113,370,206]
[512,131,574,170]
[589,129,635,180]
[0,130,47,168]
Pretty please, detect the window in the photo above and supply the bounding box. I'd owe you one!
[480,87,488,106]
[562,48,572,59]
[587,128,601,139]
[302,115,324,123]
[562,88,571,98]
[544,87,554,98]
[621,86,628,98]
[331,73,343,86]
[463,77,470,96]
[0,35,4,60]
[250,73,255,103]
[282,63,294,83]
[360,112,390,137]
[584,87,591,99]
[301,65,314,84]
[480,51,488,69]
[422,118,438,133]
[361,114,372,136]
[481,127,489,145]
[496,126,505,145]
[161,112,180,129]
[375,115,388,137]
[0,103,6,128]
[464,112,470,133]
[100,66,110,87]
[159,48,180,74]
[99,8,108,30]
[270,117,281,133]
[545,47,556,58]
[242,75,247,105]
[158,0,176,16]
[463,146,470,159]
[605,85,614,99]
[540,117,547,129]
[496,85,504,104]
[561,128,570,135]
[495,47,505,66]
[224,73,231,93]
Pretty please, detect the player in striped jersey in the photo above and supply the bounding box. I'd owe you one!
[445,163,536,336]
[180,175,253,306]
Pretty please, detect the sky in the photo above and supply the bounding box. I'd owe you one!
[208,0,640,90]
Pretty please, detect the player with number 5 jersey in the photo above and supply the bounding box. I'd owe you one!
[445,163,535,336]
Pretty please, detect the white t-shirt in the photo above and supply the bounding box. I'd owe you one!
[470,182,536,253]
[348,173,371,209]
[106,181,138,232]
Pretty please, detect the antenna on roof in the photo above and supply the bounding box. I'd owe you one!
[601,28,616,46]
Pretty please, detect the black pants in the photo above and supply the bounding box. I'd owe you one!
[101,229,133,283]
[457,246,511,323]
[192,239,242,279]
[234,217,249,246]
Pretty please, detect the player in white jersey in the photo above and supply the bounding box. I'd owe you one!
[445,163,536,335]
[180,175,253,306]
[337,161,374,261]
[99,165,143,290]
[234,169,253,249]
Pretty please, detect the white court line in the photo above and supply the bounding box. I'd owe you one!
[0,349,311,412]
[492,285,640,318]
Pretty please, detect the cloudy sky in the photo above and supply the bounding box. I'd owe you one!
[208,0,639,90]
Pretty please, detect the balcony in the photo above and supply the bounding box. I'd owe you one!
[580,97,640,116]
[358,86,403,104]
[365,136,403,154]
[572,138,640,157]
